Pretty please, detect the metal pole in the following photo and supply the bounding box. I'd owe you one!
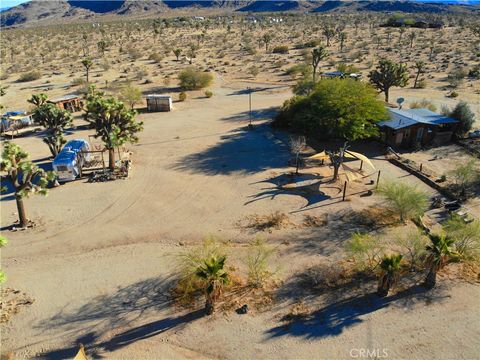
[342,181,347,201]
[420,163,423,172]
[376,170,381,189]
[247,87,252,127]
[360,160,363,171]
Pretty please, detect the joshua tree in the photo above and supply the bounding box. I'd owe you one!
[1,142,55,228]
[262,32,273,52]
[97,40,109,56]
[173,48,182,61]
[408,31,416,49]
[28,94,73,157]
[84,88,143,170]
[311,46,328,84]
[195,255,229,315]
[327,142,348,182]
[424,234,457,289]
[413,60,426,89]
[398,25,406,45]
[338,32,347,51]
[322,24,335,47]
[290,135,306,175]
[377,181,429,223]
[81,58,93,83]
[368,59,409,103]
[377,254,403,297]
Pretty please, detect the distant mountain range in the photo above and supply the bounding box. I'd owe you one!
[1,1,479,27]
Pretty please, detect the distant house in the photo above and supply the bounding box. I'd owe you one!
[48,95,83,112]
[378,108,458,148]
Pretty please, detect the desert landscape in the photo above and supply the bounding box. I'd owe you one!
[1,1,480,359]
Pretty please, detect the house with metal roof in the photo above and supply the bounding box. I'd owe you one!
[378,108,458,148]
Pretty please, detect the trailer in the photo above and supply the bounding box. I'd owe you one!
[0,111,33,135]
[52,139,91,182]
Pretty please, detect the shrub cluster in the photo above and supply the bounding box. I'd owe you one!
[178,67,213,90]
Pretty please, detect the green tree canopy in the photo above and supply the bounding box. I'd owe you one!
[275,78,388,141]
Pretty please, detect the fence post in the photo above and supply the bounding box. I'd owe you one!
[376,170,381,189]
[342,181,347,201]
[360,160,363,171]
[420,163,423,172]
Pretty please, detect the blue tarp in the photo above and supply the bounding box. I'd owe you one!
[53,139,89,167]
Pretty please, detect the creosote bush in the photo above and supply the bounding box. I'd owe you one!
[245,238,276,288]
[18,71,42,82]
[179,92,187,101]
[272,45,289,54]
[178,67,213,90]
[205,90,213,98]
[345,232,384,272]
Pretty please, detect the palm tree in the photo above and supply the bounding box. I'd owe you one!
[377,254,403,297]
[424,234,457,289]
[195,255,229,315]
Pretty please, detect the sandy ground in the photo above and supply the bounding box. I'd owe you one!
[1,79,480,359]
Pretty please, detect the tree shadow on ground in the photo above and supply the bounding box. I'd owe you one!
[36,275,189,359]
[226,86,287,97]
[245,173,335,210]
[170,124,290,176]
[266,282,450,341]
[221,107,280,122]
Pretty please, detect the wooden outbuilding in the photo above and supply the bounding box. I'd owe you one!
[146,95,173,112]
[48,95,83,112]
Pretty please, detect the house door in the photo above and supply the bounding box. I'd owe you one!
[416,127,424,143]
[395,132,403,145]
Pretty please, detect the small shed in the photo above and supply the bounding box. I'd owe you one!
[146,95,173,112]
[48,95,83,112]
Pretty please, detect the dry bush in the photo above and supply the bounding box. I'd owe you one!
[239,211,291,232]
[341,207,399,229]
[300,262,350,291]
[303,214,328,227]
[17,71,42,82]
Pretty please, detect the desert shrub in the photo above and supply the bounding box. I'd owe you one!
[301,263,349,290]
[409,99,437,112]
[447,67,468,88]
[18,71,42,82]
[285,63,311,78]
[450,101,475,135]
[345,232,384,272]
[443,215,480,261]
[377,181,429,222]
[243,44,257,55]
[296,39,321,49]
[178,67,213,90]
[448,91,459,98]
[204,90,213,98]
[248,66,259,77]
[149,52,164,63]
[133,66,148,80]
[179,92,187,101]
[416,79,427,88]
[127,47,142,60]
[393,227,428,269]
[336,63,359,75]
[272,45,289,54]
[448,159,479,194]
[469,65,480,79]
[245,238,275,288]
[71,77,86,86]
[239,211,290,232]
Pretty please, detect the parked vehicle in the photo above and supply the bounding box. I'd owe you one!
[52,139,90,182]
[468,130,480,139]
